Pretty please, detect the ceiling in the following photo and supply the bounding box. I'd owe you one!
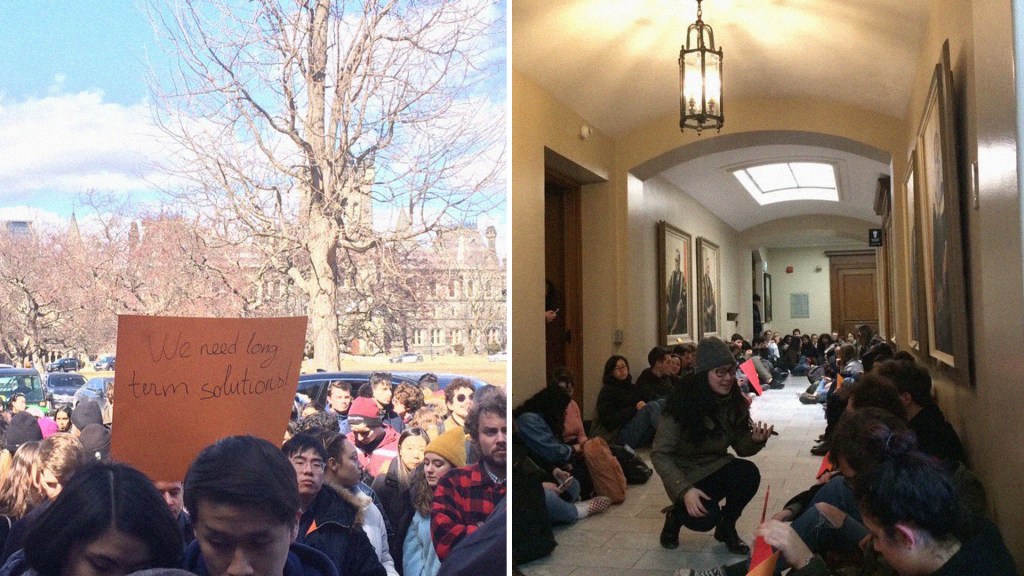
[513,0,932,243]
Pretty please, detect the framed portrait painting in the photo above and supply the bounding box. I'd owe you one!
[915,40,971,384]
[763,273,773,323]
[696,237,721,339]
[658,222,693,344]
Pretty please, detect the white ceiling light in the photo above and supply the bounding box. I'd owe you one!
[732,161,839,205]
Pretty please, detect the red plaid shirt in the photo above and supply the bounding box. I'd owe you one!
[430,462,506,561]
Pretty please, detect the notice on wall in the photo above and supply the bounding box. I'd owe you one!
[110,315,308,483]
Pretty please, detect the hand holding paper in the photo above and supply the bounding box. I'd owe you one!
[755,520,814,570]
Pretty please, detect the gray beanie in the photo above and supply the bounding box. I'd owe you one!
[696,336,736,373]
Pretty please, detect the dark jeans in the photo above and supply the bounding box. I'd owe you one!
[675,458,761,532]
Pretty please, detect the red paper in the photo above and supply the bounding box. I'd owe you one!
[747,551,779,576]
[739,359,763,396]
[749,486,772,566]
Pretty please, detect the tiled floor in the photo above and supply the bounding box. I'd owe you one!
[520,383,826,576]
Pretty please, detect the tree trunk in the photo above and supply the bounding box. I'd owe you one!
[307,211,342,371]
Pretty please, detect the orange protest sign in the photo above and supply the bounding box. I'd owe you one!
[110,315,307,482]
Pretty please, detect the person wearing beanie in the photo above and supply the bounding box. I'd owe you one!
[652,336,775,556]
[347,397,401,480]
[403,427,469,576]
[79,423,111,461]
[6,412,43,454]
[71,400,103,434]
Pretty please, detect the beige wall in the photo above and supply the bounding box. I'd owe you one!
[512,0,1024,560]
[764,247,833,335]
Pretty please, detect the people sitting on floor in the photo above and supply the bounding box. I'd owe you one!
[513,387,594,499]
[739,431,1016,576]
[591,355,663,449]
[636,346,675,402]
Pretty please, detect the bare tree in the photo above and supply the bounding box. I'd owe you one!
[148,0,505,369]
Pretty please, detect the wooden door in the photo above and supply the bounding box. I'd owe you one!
[544,172,583,405]
[828,252,879,338]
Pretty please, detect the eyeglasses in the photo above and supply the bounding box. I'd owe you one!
[456,393,474,403]
[713,366,738,378]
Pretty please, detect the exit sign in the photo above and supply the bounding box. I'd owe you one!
[869,229,883,247]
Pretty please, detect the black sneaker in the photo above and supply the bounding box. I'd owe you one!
[714,522,750,555]
[810,442,830,456]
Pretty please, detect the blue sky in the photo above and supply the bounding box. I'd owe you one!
[0,1,507,246]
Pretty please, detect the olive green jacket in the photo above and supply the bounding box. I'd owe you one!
[650,401,765,503]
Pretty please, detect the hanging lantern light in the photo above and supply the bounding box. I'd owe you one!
[679,0,724,133]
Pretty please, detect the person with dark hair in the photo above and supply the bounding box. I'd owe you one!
[301,401,326,420]
[327,381,354,435]
[548,367,588,446]
[653,337,774,556]
[152,479,195,546]
[673,343,698,376]
[319,433,394,576]
[744,438,1017,576]
[853,450,1016,575]
[372,427,430,574]
[298,411,343,437]
[810,371,906,457]
[1,461,182,576]
[182,435,339,576]
[442,380,475,432]
[369,373,403,432]
[513,387,574,467]
[636,347,674,402]
[591,355,663,449]
[392,384,425,429]
[51,406,72,434]
[347,397,401,479]
[752,294,762,339]
[875,359,967,465]
[513,387,594,499]
[431,392,506,562]
[5,395,26,416]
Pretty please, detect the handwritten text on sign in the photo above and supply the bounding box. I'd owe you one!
[110,316,307,483]
[129,331,288,400]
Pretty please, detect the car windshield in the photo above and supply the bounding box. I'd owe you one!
[0,373,45,402]
[48,375,86,394]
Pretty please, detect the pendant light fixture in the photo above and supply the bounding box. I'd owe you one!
[679,0,724,133]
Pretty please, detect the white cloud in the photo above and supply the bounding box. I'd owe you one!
[0,88,174,198]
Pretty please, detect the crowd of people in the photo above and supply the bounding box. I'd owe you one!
[519,327,1018,576]
[0,372,507,576]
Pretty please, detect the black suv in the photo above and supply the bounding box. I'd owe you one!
[46,357,82,373]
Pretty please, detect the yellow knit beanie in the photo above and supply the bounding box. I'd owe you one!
[424,426,467,468]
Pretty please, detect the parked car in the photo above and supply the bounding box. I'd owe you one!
[45,357,82,373]
[0,368,51,414]
[93,355,116,371]
[45,373,87,406]
[389,352,424,363]
[487,350,507,362]
[295,370,490,410]
[73,376,114,413]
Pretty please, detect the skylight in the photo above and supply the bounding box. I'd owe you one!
[731,162,839,206]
